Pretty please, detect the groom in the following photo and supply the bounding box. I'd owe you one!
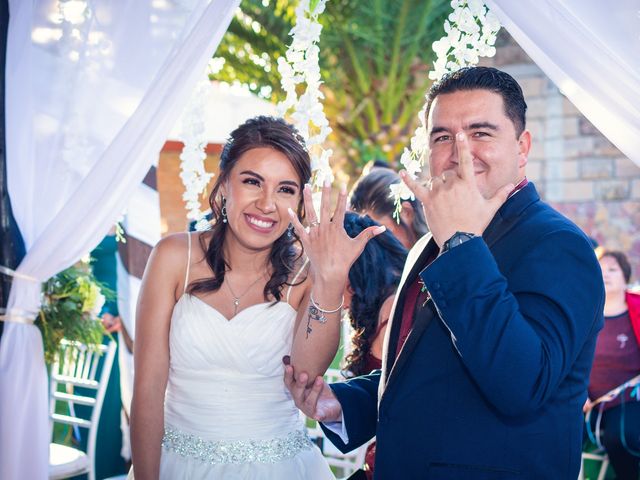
[285,67,604,479]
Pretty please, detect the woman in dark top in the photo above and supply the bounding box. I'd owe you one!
[585,250,640,479]
[349,168,428,249]
[342,212,408,479]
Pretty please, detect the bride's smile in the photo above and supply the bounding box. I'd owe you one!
[220,146,302,252]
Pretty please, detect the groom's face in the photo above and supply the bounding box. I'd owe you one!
[426,89,531,199]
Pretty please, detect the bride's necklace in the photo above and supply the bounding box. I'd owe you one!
[225,273,266,316]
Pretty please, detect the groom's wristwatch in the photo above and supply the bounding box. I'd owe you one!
[441,231,477,254]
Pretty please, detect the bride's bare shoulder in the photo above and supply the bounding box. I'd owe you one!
[149,232,191,265]
[152,231,213,264]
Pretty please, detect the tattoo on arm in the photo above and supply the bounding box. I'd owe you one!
[306,314,313,339]
[305,304,327,339]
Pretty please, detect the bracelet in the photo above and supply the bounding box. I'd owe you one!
[308,293,344,325]
[309,293,344,313]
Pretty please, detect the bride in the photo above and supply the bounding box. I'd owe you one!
[129,116,384,479]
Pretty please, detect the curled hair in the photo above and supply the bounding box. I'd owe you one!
[350,168,428,243]
[425,66,528,137]
[342,212,408,376]
[189,116,311,301]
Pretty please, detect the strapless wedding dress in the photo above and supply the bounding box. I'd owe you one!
[156,293,333,479]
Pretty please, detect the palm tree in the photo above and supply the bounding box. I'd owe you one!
[214,0,449,174]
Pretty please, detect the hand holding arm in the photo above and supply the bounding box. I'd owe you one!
[283,359,343,422]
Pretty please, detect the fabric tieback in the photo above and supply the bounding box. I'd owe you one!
[0,265,40,324]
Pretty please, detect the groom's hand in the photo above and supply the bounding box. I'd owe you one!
[283,358,342,423]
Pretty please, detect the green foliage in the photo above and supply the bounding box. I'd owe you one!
[213,0,449,175]
[36,263,110,364]
[214,0,294,100]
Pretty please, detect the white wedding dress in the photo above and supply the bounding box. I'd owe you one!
[136,234,334,479]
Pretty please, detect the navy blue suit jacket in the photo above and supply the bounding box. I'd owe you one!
[322,183,604,479]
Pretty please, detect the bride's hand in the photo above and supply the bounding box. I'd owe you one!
[288,181,385,286]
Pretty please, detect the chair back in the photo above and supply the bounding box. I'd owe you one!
[579,449,609,480]
[49,339,117,473]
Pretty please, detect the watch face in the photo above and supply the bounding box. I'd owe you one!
[450,232,475,249]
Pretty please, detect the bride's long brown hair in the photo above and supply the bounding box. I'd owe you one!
[188,116,311,301]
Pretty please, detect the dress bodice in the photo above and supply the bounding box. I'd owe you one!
[164,294,302,441]
[150,235,333,478]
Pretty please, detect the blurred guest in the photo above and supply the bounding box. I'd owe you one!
[341,212,407,479]
[370,159,393,170]
[350,168,428,249]
[343,212,408,376]
[585,250,640,479]
[85,232,128,478]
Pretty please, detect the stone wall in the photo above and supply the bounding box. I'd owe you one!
[480,32,640,279]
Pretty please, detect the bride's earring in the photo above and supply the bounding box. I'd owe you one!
[287,223,293,238]
[221,197,228,223]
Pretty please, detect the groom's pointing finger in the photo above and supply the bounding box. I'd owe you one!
[455,132,475,182]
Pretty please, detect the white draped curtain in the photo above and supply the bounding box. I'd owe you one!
[487,0,640,168]
[0,1,240,478]
[3,0,638,478]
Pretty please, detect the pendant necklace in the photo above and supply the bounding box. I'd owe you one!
[225,273,266,316]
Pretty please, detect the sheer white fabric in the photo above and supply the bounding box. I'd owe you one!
[0,1,239,478]
[487,0,640,167]
[144,294,333,479]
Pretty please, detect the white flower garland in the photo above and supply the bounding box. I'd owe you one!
[277,0,333,188]
[430,0,500,81]
[178,73,214,227]
[393,0,500,218]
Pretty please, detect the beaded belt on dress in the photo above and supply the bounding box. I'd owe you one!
[162,424,315,465]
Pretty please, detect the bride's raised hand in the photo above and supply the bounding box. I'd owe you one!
[287,181,385,286]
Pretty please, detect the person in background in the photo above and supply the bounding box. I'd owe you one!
[342,212,407,479]
[86,231,128,478]
[366,159,394,171]
[342,212,408,377]
[350,168,428,249]
[585,250,640,480]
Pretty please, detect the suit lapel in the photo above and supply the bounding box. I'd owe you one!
[383,298,438,397]
[380,182,541,400]
[381,237,438,385]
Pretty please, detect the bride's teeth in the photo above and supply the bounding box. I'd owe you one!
[249,216,274,228]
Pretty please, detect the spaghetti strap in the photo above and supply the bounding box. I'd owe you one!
[183,232,192,295]
[286,258,310,304]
